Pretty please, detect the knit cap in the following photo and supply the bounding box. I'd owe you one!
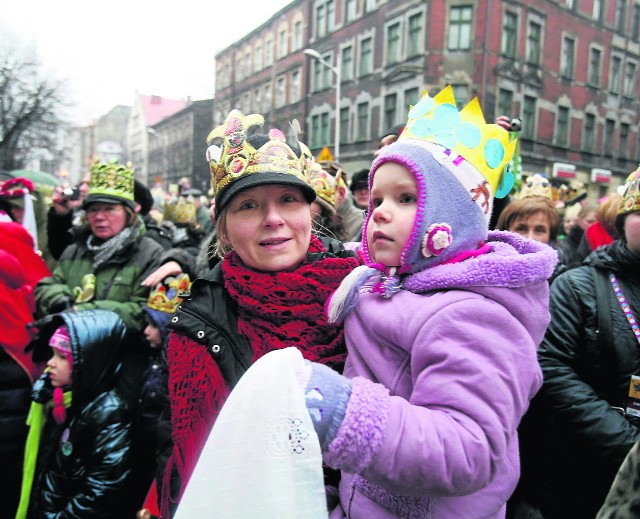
[362,86,516,274]
[49,325,73,369]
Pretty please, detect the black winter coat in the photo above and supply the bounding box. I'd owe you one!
[522,241,640,518]
[28,310,136,518]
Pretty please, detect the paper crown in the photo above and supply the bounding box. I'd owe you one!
[309,162,346,213]
[164,196,196,224]
[619,167,640,215]
[85,159,135,209]
[205,110,315,212]
[398,85,517,198]
[519,174,552,199]
[146,274,192,314]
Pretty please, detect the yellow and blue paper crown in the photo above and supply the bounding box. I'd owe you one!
[398,85,517,199]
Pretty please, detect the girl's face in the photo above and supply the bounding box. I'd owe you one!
[222,184,312,272]
[47,348,72,388]
[366,162,418,268]
[508,211,551,244]
[624,211,640,254]
[144,322,163,348]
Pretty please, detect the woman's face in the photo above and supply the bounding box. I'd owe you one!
[86,202,128,240]
[624,211,640,254]
[222,184,312,272]
[508,211,551,244]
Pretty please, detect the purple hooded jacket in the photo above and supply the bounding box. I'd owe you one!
[325,232,556,519]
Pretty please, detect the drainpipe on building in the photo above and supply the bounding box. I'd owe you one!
[480,0,494,108]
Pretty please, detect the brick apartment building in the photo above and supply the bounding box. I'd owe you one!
[214,0,640,198]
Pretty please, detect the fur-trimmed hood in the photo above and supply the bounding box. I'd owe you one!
[403,230,558,293]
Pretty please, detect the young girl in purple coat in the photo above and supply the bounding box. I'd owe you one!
[300,86,558,518]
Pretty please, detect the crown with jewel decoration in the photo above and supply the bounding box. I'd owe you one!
[398,85,517,198]
[309,162,346,213]
[146,274,192,314]
[618,166,640,215]
[206,110,314,211]
[84,158,135,209]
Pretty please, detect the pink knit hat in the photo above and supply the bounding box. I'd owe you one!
[49,326,73,367]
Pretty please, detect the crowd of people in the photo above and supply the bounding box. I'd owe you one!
[0,85,639,519]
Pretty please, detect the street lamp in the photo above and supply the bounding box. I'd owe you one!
[304,48,341,161]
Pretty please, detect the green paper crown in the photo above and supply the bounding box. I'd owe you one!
[88,159,135,204]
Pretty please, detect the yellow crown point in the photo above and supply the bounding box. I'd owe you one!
[146,274,192,314]
[398,85,516,195]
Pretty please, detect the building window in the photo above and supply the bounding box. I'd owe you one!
[341,46,354,81]
[357,102,369,140]
[235,56,243,80]
[561,36,575,78]
[583,113,595,150]
[567,0,575,9]
[276,77,286,107]
[384,94,397,130]
[624,61,637,96]
[255,45,263,71]
[313,61,323,91]
[604,119,615,152]
[498,88,514,118]
[293,21,303,50]
[340,107,350,144]
[404,87,420,108]
[264,84,272,111]
[610,55,622,93]
[616,0,627,32]
[321,113,330,146]
[245,54,252,77]
[556,106,569,147]
[345,0,357,22]
[322,53,333,87]
[588,47,602,86]
[359,37,373,76]
[386,22,401,64]
[278,30,288,59]
[408,13,423,57]
[633,4,640,40]
[364,0,376,13]
[593,0,604,21]
[312,115,321,147]
[502,12,518,57]
[620,122,630,157]
[265,40,273,66]
[254,89,261,113]
[449,6,473,50]
[452,84,469,108]
[523,95,536,138]
[291,70,300,102]
[526,21,542,64]
[316,1,335,38]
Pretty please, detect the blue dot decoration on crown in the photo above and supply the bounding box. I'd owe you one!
[398,85,517,199]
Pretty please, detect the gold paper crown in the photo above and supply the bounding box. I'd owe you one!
[619,167,640,215]
[398,85,517,196]
[146,274,192,314]
[518,174,552,199]
[206,110,313,199]
[163,196,196,224]
[88,158,135,203]
[309,162,345,212]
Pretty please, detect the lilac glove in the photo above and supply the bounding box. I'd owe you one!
[303,360,352,451]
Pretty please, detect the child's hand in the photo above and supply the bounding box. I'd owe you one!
[303,360,352,450]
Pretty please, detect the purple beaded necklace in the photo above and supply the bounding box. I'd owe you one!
[609,273,640,346]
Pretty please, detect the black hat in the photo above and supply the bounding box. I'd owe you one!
[134,180,154,215]
[350,169,370,193]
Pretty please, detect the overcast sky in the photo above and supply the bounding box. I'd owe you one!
[0,0,293,125]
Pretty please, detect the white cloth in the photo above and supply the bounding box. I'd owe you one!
[175,347,328,519]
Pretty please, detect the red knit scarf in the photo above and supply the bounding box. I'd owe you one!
[160,235,359,517]
[221,234,359,368]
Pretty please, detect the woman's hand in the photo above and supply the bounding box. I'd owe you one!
[142,261,182,287]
